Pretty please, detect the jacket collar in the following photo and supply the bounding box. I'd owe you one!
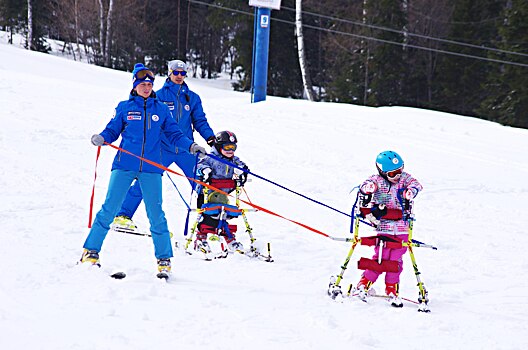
[163,79,188,95]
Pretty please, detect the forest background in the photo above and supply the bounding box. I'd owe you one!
[1,0,527,128]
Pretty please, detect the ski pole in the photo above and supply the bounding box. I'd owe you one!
[88,146,102,228]
[410,239,438,250]
[407,217,430,312]
[333,212,361,288]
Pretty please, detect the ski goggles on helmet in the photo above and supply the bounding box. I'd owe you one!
[135,69,155,80]
[221,143,237,151]
[170,69,187,76]
[386,167,403,178]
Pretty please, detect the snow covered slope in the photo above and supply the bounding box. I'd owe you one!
[1,43,527,349]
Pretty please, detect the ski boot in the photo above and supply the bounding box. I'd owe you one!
[112,215,137,231]
[227,240,244,252]
[356,276,373,302]
[194,239,212,254]
[386,283,403,308]
[327,275,343,300]
[194,235,214,260]
[157,258,171,280]
[80,249,100,267]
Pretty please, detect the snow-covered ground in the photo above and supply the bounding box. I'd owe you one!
[1,42,527,349]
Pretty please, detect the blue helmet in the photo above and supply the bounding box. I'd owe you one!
[376,151,404,174]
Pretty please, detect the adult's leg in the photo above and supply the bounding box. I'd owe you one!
[138,172,173,259]
[84,170,137,252]
[116,179,144,218]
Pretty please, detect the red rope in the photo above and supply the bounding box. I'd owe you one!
[102,142,330,238]
[88,146,102,228]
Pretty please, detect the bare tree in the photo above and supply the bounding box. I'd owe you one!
[98,0,105,60]
[295,0,315,101]
[105,0,114,67]
[27,0,33,50]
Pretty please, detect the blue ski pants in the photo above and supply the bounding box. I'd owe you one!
[116,151,199,219]
[83,169,173,259]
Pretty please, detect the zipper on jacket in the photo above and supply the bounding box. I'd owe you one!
[176,84,183,123]
[139,98,147,172]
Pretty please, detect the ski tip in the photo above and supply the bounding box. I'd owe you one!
[110,272,127,279]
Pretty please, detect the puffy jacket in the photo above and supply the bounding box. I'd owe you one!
[196,148,248,192]
[156,80,214,153]
[360,173,423,234]
[99,92,194,174]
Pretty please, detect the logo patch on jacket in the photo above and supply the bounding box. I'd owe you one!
[184,104,190,111]
[152,114,159,122]
[164,101,175,110]
[127,111,142,120]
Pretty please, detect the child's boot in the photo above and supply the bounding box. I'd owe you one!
[227,239,244,252]
[194,233,212,254]
[356,275,372,301]
[386,282,403,308]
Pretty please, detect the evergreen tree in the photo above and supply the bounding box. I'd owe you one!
[479,0,528,128]
[364,0,407,106]
[433,0,505,117]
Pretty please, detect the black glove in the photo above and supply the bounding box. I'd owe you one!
[206,136,215,147]
[370,204,387,220]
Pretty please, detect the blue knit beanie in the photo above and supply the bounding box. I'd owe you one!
[132,63,155,88]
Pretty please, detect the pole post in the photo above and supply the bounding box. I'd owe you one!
[251,7,271,103]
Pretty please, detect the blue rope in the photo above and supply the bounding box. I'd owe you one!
[206,153,352,218]
[166,173,192,236]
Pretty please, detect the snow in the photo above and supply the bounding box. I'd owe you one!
[1,42,528,349]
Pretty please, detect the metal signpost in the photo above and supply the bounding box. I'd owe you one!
[249,0,281,103]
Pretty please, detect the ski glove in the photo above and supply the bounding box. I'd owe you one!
[403,188,417,200]
[360,181,378,195]
[206,136,216,147]
[234,166,250,185]
[200,167,212,182]
[190,143,207,158]
[91,134,104,146]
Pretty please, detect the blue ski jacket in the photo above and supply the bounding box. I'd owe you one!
[156,80,214,154]
[99,92,194,174]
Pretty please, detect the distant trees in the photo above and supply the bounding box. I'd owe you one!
[0,0,526,128]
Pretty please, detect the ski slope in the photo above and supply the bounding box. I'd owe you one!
[1,42,527,350]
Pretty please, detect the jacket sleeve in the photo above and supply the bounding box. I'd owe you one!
[402,173,423,198]
[196,157,214,176]
[162,105,194,153]
[99,105,125,144]
[190,93,215,140]
[233,156,248,170]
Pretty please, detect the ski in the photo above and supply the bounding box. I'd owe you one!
[112,226,151,237]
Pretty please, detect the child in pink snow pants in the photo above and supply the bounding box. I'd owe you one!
[356,150,423,305]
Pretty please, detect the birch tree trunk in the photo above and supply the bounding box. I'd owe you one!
[27,0,33,50]
[98,0,105,60]
[74,0,82,60]
[362,0,369,104]
[295,0,315,101]
[105,0,114,67]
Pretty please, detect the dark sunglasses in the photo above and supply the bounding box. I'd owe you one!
[170,70,187,76]
[135,69,155,80]
[386,167,403,178]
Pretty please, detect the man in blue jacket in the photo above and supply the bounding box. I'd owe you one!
[114,59,215,230]
[81,63,206,277]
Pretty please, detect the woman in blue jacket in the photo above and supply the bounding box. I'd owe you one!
[81,63,206,277]
[114,59,215,229]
